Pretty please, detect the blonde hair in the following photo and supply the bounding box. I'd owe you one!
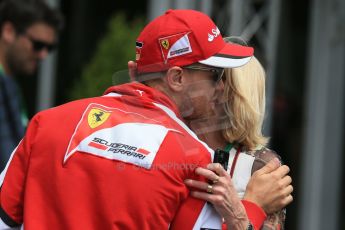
[222,56,268,150]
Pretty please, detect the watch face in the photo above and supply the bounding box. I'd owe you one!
[247,223,254,230]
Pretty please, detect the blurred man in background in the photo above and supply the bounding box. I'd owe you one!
[0,0,63,170]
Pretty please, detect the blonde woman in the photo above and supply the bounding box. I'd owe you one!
[187,53,289,229]
[224,56,285,229]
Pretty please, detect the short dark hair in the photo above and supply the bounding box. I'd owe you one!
[0,0,63,34]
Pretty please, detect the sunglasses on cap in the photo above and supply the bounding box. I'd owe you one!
[223,36,249,46]
[183,65,225,83]
[23,34,56,52]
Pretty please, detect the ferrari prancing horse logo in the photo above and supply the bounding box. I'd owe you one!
[87,108,111,128]
[161,39,169,50]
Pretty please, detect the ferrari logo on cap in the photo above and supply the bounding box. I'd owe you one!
[88,108,111,129]
[159,32,192,61]
[161,39,169,50]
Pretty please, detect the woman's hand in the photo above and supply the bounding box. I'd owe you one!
[185,163,249,230]
[244,158,293,214]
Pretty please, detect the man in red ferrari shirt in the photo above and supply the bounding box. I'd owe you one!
[0,9,292,230]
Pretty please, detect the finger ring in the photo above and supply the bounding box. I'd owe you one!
[206,184,213,193]
[213,176,220,184]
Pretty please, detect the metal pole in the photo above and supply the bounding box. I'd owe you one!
[199,0,212,15]
[174,0,194,9]
[228,0,244,36]
[148,0,170,21]
[298,0,345,228]
[262,0,281,136]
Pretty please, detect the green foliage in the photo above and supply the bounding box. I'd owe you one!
[69,14,144,100]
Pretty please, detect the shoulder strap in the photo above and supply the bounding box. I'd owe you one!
[224,143,242,177]
[229,146,241,178]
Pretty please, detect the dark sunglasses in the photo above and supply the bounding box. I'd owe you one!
[23,34,56,52]
[183,65,225,83]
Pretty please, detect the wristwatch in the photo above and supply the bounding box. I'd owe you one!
[246,222,254,230]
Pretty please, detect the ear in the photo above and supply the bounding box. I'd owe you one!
[127,60,137,82]
[1,22,17,43]
[166,66,185,92]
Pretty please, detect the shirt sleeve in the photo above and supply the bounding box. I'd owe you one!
[242,200,267,230]
[0,114,40,227]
